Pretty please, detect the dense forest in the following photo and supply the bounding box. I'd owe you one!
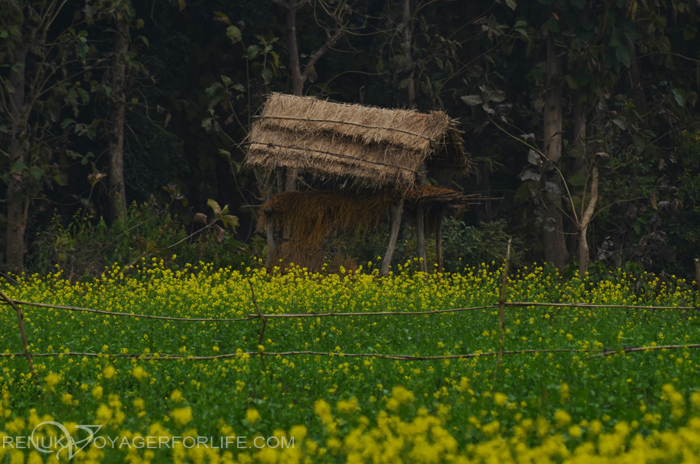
[2,0,700,280]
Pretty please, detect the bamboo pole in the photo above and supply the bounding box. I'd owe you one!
[695,258,700,303]
[436,206,444,273]
[6,343,699,363]
[0,299,250,321]
[416,206,428,273]
[264,208,276,267]
[249,281,267,372]
[0,288,36,379]
[493,238,512,384]
[415,164,428,273]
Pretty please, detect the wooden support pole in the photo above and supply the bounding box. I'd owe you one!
[0,289,36,380]
[264,208,275,267]
[436,206,444,273]
[695,258,700,305]
[416,206,427,273]
[415,163,427,273]
[381,198,404,276]
[493,238,512,385]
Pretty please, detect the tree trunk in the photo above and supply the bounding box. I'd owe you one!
[578,166,599,279]
[265,209,276,267]
[381,198,404,276]
[400,0,415,107]
[436,206,444,273]
[108,15,129,224]
[567,95,587,254]
[285,3,303,192]
[542,36,568,270]
[6,46,29,273]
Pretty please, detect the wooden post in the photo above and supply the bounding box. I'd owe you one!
[264,208,276,267]
[435,206,444,273]
[415,164,428,273]
[416,206,427,273]
[493,238,512,385]
[381,198,404,276]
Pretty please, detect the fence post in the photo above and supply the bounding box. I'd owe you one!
[493,238,512,384]
[695,258,700,305]
[0,289,36,380]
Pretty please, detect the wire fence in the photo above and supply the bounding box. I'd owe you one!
[2,251,700,385]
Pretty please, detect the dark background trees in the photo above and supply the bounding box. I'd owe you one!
[2,0,700,279]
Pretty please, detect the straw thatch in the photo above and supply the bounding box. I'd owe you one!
[246,93,470,187]
[258,186,480,270]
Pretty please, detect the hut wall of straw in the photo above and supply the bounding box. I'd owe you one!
[258,186,480,270]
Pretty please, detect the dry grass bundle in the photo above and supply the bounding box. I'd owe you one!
[258,186,481,270]
[246,93,470,187]
[404,184,481,206]
[259,189,398,271]
[258,189,397,239]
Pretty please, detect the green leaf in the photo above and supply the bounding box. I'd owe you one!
[76,41,88,59]
[488,91,505,102]
[615,46,631,68]
[77,87,89,105]
[567,173,587,187]
[30,167,43,180]
[505,0,517,10]
[233,84,246,92]
[261,68,273,85]
[0,30,8,39]
[547,18,560,32]
[214,11,230,24]
[564,75,578,89]
[683,25,696,41]
[398,78,412,89]
[244,45,260,59]
[207,199,222,215]
[460,95,483,106]
[12,162,28,172]
[672,89,685,107]
[270,51,280,69]
[221,215,239,231]
[612,117,628,130]
[227,26,242,43]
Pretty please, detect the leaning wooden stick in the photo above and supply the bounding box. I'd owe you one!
[695,258,700,303]
[249,281,267,345]
[0,288,36,380]
[249,281,267,372]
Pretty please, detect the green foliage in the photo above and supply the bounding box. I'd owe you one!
[28,199,259,280]
[2,265,700,461]
[434,217,528,272]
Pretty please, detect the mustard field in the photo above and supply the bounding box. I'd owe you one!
[2,259,700,463]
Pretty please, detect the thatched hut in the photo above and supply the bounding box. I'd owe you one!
[246,93,475,273]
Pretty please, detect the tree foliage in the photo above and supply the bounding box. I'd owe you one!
[3,0,700,278]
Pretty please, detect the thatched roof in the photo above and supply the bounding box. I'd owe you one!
[245,93,470,187]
